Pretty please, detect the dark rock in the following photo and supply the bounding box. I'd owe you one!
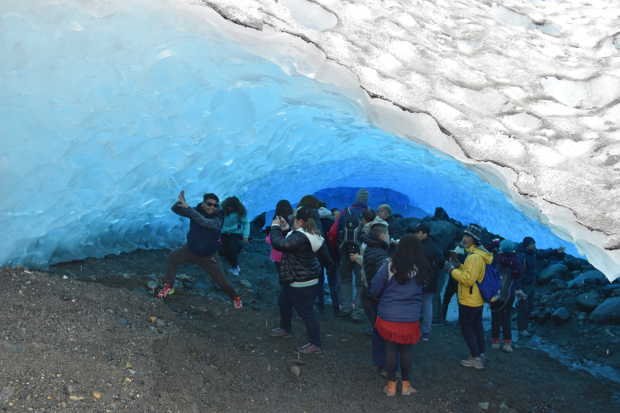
[549,279,567,291]
[563,256,586,271]
[575,292,601,312]
[551,307,571,325]
[537,264,567,285]
[590,297,620,324]
[568,270,607,288]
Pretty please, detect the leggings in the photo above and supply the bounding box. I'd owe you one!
[220,233,243,267]
[385,341,413,381]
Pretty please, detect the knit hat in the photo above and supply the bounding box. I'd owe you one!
[355,189,369,205]
[463,224,483,243]
[522,236,535,247]
[377,204,392,216]
[499,239,516,253]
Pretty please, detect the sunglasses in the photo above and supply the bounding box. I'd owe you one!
[205,202,219,207]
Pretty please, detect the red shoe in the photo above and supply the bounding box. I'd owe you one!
[155,282,174,299]
[233,296,243,309]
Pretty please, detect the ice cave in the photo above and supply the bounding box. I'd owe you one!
[1,0,619,281]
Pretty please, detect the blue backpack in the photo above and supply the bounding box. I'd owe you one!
[475,263,502,303]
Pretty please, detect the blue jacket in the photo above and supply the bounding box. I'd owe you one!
[369,260,423,323]
[172,202,222,256]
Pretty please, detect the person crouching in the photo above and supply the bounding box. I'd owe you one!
[269,207,333,354]
[370,235,431,397]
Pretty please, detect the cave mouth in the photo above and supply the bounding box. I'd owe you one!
[0,0,579,269]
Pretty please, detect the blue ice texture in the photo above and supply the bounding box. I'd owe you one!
[0,1,579,268]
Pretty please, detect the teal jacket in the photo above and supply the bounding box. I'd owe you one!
[221,212,250,239]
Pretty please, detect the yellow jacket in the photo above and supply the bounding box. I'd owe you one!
[450,245,493,307]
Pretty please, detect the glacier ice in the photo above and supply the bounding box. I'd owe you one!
[0,0,618,280]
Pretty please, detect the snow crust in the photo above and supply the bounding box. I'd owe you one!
[1,0,618,280]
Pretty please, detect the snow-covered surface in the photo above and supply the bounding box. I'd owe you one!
[0,0,618,279]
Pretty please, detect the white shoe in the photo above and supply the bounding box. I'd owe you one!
[229,266,240,276]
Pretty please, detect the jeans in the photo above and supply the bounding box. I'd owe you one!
[165,245,238,299]
[220,233,243,267]
[338,256,361,308]
[279,284,321,347]
[459,304,485,358]
[517,285,536,331]
[421,292,434,335]
[385,341,413,381]
[491,294,515,342]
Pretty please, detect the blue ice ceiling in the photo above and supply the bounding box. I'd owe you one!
[0,2,577,267]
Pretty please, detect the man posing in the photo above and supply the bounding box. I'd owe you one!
[158,191,242,309]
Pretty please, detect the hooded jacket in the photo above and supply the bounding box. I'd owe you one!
[370,260,423,323]
[450,245,493,307]
[270,226,332,286]
[172,202,222,257]
[221,212,250,239]
[362,236,390,284]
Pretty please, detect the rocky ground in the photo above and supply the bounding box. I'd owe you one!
[1,236,620,413]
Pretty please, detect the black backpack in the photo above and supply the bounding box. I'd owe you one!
[338,207,364,253]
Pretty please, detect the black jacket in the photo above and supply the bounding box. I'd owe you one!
[420,237,445,293]
[270,227,332,284]
[172,202,222,256]
[363,237,390,284]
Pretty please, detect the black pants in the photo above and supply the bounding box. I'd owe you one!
[360,286,377,328]
[491,294,515,342]
[220,233,243,267]
[441,278,458,321]
[385,341,413,381]
[279,284,321,347]
[517,285,535,331]
[459,304,485,358]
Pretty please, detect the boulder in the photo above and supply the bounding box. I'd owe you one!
[427,220,460,253]
[551,307,571,325]
[537,264,567,285]
[590,297,620,324]
[568,270,608,288]
[549,279,567,291]
[575,292,601,312]
[563,256,586,271]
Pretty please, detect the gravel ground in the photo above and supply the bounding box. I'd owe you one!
[1,242,619,413]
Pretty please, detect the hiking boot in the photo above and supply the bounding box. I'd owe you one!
[460,357,485,370]
[155,282,175,299]
[491,341,501,350]
[502,343,514,353]
[270,327,291,338]
[401,380,417,396]
[383,381,397,397]
[297,343,322,354]
[232,296,243,309]
[229,266,240,276]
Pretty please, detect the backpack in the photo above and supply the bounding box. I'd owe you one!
[338,207,364,245]
[475,263,502,303]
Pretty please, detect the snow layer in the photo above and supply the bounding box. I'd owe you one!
[0,0,618,280]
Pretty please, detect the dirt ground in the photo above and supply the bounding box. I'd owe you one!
[1,242,619,413]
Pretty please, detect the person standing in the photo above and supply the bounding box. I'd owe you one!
[158,191,242,309]
[446,224,493,370]
[491,240,522,353]
[269,207,332,354]
[370,235,431,396]
[220,196,250,276]
[411,224,444,341]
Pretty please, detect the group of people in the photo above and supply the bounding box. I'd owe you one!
[158,188,565,397]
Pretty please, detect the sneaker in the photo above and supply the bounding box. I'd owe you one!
[491,342,501,350]
[401,380,418,396]
[155,283,175,299]
[520,329,532,338]
[422,333,430,342]
[270,327,291,338]
[229,266,240,276]
[502,343,514,353]
[383,381,397,397]
[460,357,485,370]
[232,296,243,309]
[297,343,322,354]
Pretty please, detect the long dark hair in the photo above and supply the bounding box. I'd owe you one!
[298,194,322,210]
[221,196,246,218]
[274,199,294,221]
[391,234,431,285]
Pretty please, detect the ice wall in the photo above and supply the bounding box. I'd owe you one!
[0,0,615,278]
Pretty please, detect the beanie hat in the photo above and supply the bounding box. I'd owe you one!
[377,204,392,216]
[355,189,369,205]
[499,239,516,253]
[463,224,483,243]
[522,236,535,247]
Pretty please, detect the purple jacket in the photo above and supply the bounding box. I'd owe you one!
[370,260,423,323]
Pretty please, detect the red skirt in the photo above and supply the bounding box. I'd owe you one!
[375,316,421,344]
